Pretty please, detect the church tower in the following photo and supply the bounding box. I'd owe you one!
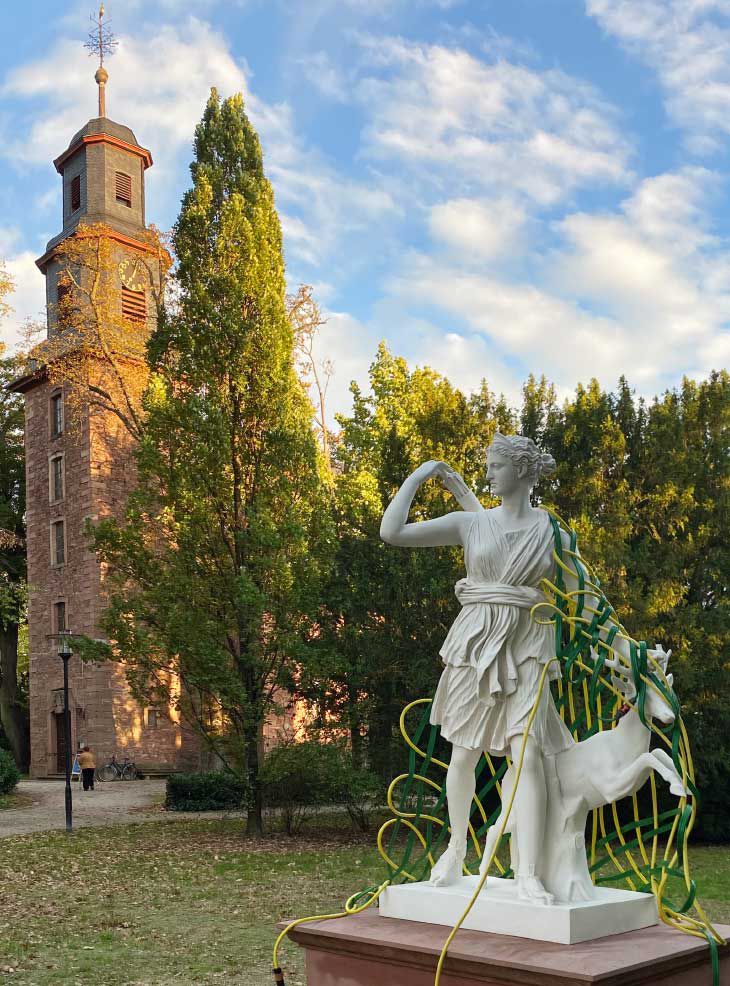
[11,8,200,776]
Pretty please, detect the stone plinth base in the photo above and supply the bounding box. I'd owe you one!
[379,877,658,944]
[283,912,728,986]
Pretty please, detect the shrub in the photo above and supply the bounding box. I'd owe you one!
[340,761,384,833]
[684,707,730,842]
[166,771,249,812]
[0,749,20,795]
[261,740,382,834]
[261,740,339,834]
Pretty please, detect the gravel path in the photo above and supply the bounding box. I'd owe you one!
[0,778,168,838]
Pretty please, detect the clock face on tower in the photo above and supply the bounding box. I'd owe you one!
[118,257,146,293]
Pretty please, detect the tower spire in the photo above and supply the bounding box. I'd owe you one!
[84,5,117,118]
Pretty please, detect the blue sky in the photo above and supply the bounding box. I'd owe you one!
[2,0,730,420]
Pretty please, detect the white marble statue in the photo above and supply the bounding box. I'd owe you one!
[380,433,687,908]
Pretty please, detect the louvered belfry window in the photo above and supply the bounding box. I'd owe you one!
[121,286,146,323]
[115,171,132,207]
[70,174,81,212]
[57,278,71,307]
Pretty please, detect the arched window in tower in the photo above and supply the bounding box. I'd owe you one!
[51,520,66,567]
[54,600,66,634]
[115,171,132,208]
[50,390,64,438]
[49,453,65,503]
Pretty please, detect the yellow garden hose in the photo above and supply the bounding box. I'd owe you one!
[433,658,557,985]
[271,881,391,984]
[272,511,723,984]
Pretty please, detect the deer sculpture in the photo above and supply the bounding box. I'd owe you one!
[479,645,687,902]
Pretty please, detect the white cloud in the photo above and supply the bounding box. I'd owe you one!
[355,36,632,206]
[268,139,397,267]
[386,167,730,397]
[1,248,45,353]
[389,255,630,386]
[2,18,248,191]
[0,228,22,256]
[587,0,730,151]
[309,308,522,427]
[298,51,349,103]
[404,320,520,401]
[33,188,58,214]
[429,197,527,261]
[284,0,464,18]
[547,169,730,374]
[309,310,381,427]
[2,16,396,278]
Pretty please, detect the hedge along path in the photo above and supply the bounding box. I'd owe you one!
[274,511,724,986]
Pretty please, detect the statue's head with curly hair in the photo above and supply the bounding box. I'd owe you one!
[486,433,556,493]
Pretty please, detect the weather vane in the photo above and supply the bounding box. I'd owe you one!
[84,5,117,117]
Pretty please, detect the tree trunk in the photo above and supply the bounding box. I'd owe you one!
[348,683,364,767]
[245,721,264,836]
[368,689,397,783]
[0,623,30,773]
[350,723,364,768]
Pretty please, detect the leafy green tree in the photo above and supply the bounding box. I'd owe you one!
[630,374,730,838]
[535,372,729,837]
[0,264,30,771]
[84,91,329,834]
[311,354,730,842]
[301,345,513,778]
[540,378,638,619]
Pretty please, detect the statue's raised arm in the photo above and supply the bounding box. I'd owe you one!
[379,460,479,548]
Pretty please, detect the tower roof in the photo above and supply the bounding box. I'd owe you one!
[70,117,139,149]
[53,117,153,173]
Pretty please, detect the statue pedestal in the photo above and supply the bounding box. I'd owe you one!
[379,876,658,944]
[282,912,728,986]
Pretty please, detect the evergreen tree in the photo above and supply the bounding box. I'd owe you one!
[86,92,329,834]
[633,374,730,838]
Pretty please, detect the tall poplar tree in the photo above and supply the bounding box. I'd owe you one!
[88,92,328,834]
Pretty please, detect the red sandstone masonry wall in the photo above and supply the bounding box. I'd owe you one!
[25,369,200,777]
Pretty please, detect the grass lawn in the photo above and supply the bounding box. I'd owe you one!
[1,815,729,985]
[0,816,385,985]
[0,793,34,811]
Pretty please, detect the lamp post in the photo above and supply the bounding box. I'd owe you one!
[57,630,73,832]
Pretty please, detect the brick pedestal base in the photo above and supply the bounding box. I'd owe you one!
[283,912,728,986]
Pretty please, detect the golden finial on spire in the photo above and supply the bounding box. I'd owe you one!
[84,4,117,118]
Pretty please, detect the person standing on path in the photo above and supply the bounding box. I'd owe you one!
[77,745,96,791]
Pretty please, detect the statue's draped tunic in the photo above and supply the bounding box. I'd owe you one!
[430,508,574,755]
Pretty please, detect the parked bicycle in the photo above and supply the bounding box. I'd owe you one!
[95,754,139,782]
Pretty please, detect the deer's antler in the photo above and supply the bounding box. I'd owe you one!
[590,646,637,701]
[648,645,672,673]
[591,645,631,675]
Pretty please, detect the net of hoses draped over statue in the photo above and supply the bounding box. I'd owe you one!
[272,512,724,986]
[373,512,724,981]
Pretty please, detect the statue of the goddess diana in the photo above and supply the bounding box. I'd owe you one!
[380,433,572,904]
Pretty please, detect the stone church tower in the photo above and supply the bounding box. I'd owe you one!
[10,29,201,777]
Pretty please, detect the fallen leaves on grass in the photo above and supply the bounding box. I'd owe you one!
[0,816,385,985]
